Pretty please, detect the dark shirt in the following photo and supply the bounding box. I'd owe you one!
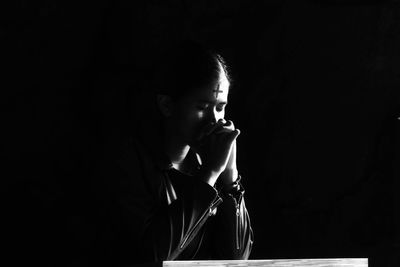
[94,136,253,266]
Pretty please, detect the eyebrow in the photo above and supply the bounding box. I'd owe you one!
[198,100,228,105]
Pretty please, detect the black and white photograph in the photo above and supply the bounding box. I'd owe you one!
[2,1,399,266]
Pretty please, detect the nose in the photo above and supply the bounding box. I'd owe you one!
[208,107,223,124]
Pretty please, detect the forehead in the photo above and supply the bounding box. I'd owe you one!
[214,67,230,100]
[191,70,230,102]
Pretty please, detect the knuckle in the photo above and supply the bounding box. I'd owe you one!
[226,120,234,127]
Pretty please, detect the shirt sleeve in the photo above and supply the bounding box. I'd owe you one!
[195,178,254,260]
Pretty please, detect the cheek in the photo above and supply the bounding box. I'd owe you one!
[186,111,209,138]
[217,111,225,121]
[177,110,205,132]
[186,111,206,129]
[197,111,206,121]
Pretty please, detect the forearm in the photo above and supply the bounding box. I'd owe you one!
[214,195,253,260]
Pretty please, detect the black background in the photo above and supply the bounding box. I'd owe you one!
[2,0,400,266]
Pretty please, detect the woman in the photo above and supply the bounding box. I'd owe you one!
[96,41,253,266]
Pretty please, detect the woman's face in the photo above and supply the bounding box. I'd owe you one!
[170,71,230,147]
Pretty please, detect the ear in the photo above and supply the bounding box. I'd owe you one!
[156,94,174,117]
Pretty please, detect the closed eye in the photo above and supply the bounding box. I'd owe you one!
[196,104,209,111]
[216,104,226,112]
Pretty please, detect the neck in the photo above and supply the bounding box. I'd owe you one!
[163,130,190,168]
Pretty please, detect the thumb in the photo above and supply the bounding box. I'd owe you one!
[226,129,240,143]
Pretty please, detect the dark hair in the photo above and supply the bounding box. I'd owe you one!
[131,41,230,151]
[151,40,230,99]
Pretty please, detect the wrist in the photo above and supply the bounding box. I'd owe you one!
[220,168,239,185]
[198,167,220,187]
[221,173,242,193]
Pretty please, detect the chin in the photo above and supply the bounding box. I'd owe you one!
[187,137,198,149]
[187,139,196,148]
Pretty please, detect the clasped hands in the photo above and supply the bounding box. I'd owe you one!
[192,119,240,187]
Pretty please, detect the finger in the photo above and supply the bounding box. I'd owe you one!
[204,119,225,136]
[215,128,240,144]
[192,132,216,154]
[196,119,227,144]
[196,122,216,141]
[214,129,239,159]
[214,128,232,135]
[227,129,240,142]
[223,119,233,126]
[213,120,235,134]
[222,120,235,131]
